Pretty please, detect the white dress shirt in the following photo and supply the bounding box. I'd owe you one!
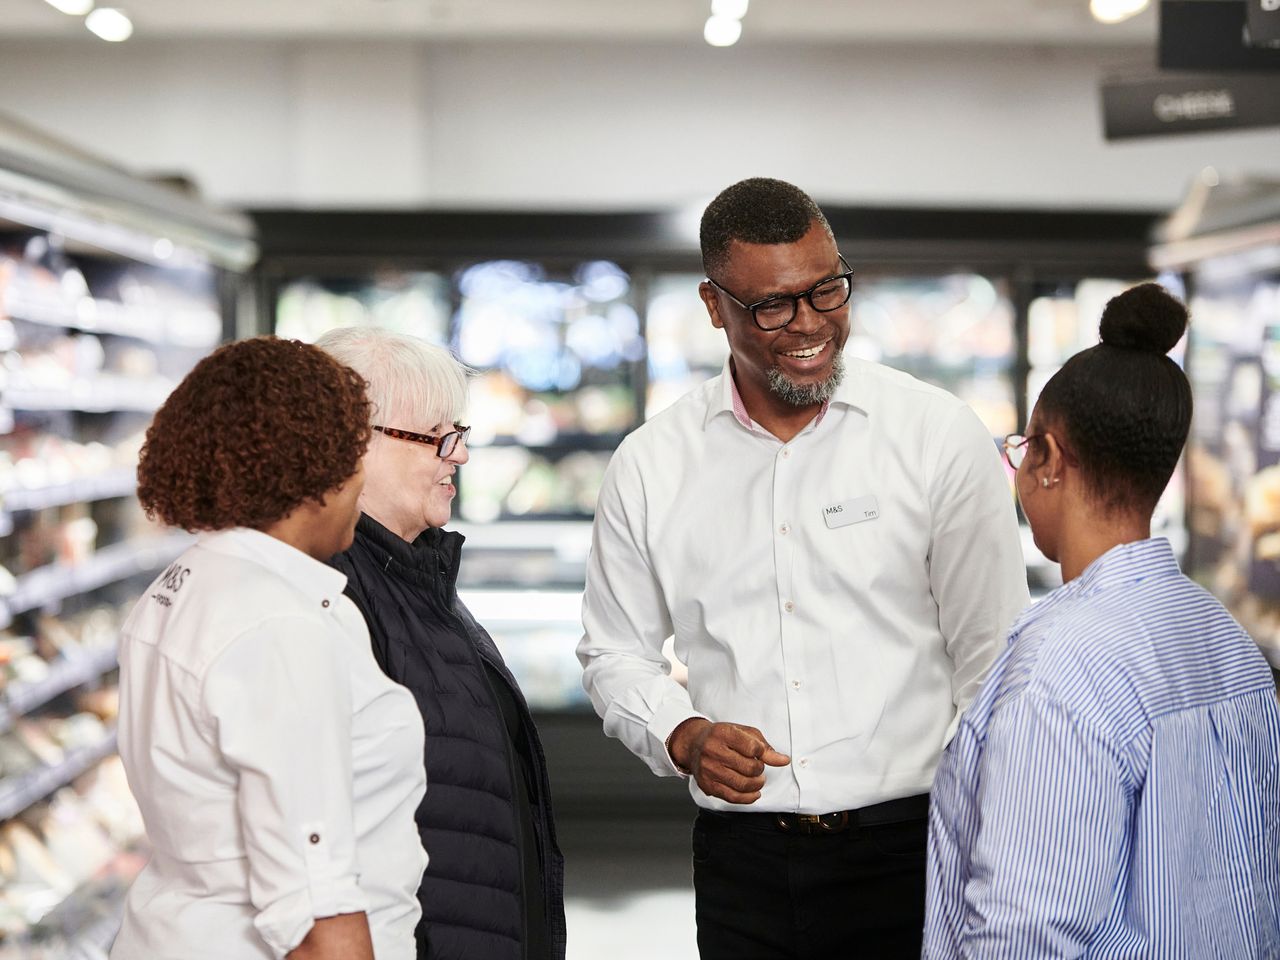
[578,357,1029,813]
[111,528,427,960]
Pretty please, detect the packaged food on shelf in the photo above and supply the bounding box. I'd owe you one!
[0,760,144,953]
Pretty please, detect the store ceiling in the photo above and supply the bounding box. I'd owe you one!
[0,0,1156,45]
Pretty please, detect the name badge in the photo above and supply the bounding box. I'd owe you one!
[822,495,880,529]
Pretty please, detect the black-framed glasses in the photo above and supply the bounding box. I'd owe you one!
[706,254,854,331]
[373,423,471,459]
[1002,433,1041,470]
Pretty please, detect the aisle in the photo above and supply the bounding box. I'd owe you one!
[560,815,699,960]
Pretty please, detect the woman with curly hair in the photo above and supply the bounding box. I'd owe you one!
[924,284,1280,956]
[110,337,428,960]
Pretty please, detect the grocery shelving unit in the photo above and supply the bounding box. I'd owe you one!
[0,112,254,956]
[1154,173,1280,673]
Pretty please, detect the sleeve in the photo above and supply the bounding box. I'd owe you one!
[956,693,1130,956]
[925,404,1030,718]
[576,442,708,777]
[202,616,368,958]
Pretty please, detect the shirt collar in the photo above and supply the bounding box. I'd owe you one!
[1006,536,1179,640]
[1071,536,1180,595]
[197,527,349,608]
[705,355,851,433]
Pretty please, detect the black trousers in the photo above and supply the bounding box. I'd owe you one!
[691,802,929,960]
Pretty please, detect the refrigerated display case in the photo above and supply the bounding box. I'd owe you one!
[0,113,254,955]
[252,207,1155,717]
[275,271,451,344]
[851,273,1017,440]
[644,273,728,419]
[1154,172,1280,670]
[454,259,643,523]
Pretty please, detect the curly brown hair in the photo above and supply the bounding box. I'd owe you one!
[137,336,372,532]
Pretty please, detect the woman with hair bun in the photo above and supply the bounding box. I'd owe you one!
[111,337,427,960]
[923,284,1280,957]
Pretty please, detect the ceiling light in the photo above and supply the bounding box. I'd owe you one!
[85,7,133,41]
[711,0,749,20]
[1089,0,1149,24]
[42,0,94,14]
[704,15,742,47]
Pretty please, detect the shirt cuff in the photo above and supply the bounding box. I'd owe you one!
[648,701,711,778]
[253,827,370,958]
[254,882,368,959]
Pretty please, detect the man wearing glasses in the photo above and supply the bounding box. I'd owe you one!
[578,177,1029,958]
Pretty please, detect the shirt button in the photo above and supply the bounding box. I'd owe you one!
[309,833,321,844]
[783,601,795,613]
[779,523,790,535]
[321,599,330,608]
[791,680,801,690]
[798,758,809,768]
[781,449,791,459]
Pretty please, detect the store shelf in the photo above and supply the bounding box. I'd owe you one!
[1,468,137,515]
[2,376,173,414]
[38,868,136,959]
[3,287,221,350]
[0,728,117,822]
[66,902,125,960]
[455,519,592,554]
[0,645,118,735]
[1,532,190,627]
[0,113,246,955]
[478,433,627,453]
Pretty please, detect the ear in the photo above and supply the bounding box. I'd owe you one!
[1036,432,1068,488]
[699,281,726,330]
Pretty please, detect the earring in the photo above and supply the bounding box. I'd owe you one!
[1041,476,1060,488]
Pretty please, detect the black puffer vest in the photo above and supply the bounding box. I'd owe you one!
[330,514,566,960]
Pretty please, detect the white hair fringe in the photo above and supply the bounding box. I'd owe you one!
[313,326,470,430]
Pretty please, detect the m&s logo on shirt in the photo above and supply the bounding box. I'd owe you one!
[160,562,191,593]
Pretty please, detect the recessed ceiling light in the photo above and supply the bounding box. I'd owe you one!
[42,0,94,15]
[1090,0,1149,25]
[704,14,742,47]
[85,7,133,41]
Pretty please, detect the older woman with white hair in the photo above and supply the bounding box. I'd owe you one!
[315,327,565,960]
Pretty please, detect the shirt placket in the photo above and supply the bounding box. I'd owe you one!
[773,437,809,800]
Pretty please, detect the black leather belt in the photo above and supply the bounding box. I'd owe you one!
[701,793,929,836]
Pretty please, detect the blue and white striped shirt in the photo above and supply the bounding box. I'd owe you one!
[924,537,1280,959]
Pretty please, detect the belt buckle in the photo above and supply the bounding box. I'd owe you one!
[790,812,849,834]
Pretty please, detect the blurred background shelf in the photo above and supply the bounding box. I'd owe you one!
[2,377,174,415]
[0,729,117,822]
[2,468,137,516]
[1,532,191,625]
[0,644,117,735]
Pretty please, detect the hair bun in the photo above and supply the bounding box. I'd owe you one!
[1098,282,1187,354]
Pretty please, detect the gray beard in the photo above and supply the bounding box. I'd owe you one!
[767,351,845,407]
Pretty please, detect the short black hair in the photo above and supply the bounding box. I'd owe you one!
[1032,282,1192,516]
[700,177,833,277]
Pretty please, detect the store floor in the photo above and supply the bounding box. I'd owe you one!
[560,814,699,960]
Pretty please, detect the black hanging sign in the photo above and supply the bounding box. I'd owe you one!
[1247,0,1280,48]
[1101,72,1280,139]
[1161,0,1280,70]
